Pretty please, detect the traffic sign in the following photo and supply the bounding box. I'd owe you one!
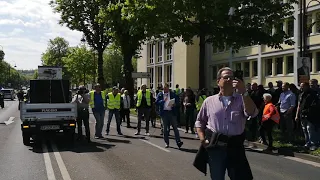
[132,72,151,79]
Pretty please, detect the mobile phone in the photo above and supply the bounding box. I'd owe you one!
[234,70,243,81]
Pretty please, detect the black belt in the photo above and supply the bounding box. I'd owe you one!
[205,129,245,149]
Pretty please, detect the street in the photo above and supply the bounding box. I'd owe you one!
[0,100,320,180]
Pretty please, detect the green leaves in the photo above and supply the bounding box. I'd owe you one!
[63,46,96,85]
[41,37,69,67]
[0,50,4,61]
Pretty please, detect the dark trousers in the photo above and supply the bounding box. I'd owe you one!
[248,117,258,141]
[176,105,181,126]
[137,107,151,133]
[259,120,275,147]
[106,109,122,134]
[77,109,90,139]
[185,107,195,132]
[121,108,130,126]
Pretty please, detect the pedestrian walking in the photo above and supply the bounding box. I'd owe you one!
[156,83,183,149]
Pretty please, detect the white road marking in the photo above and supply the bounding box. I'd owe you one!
[42,143,56,180]
[4,117,14,125]
[284,156,320,168]
[51,142,72,180]
[140,139,171,152]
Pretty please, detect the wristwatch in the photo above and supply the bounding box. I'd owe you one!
[241,91,249,97]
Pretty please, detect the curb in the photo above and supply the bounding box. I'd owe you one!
[245,140,320,163]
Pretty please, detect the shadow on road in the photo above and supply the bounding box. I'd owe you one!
[27,133,116,154]
[170,147,198,154]
[150,134,198,141]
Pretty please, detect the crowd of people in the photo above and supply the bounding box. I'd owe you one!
[71,68,320,179]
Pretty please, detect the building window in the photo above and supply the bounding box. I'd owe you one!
[252,61,258,76]
[276,57,283,75]
[157,41,163,62]
[287,18,294,37]
[316,52,320,71]
[235,62,241,71]
[243,62,250,77]
[157,66,162,88]
[287,56,294,74]
[166,46,172,61]
[212,66,217,80]
[148,68,154,89]
[307,14,312,35]
[166,65,172,88]
[149,44,154,64]
[316,12,320,33]
[265,59,272,76]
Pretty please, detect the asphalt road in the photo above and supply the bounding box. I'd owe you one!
[0,100,320,180]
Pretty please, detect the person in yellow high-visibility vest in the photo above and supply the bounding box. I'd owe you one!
[135,84,153,135]
[105,86,123,135]
[196,89,207,112]
[89,83,106,139]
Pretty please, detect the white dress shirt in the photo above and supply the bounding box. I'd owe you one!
[121,94,130,109]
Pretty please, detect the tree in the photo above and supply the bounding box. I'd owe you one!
[103,45,124,87]
[0,49,4,61]
[125,0,296,89]
[41,37,69,66]
[33,71,38,80]
[98,0,165,100]
[51,0,110,89]
[63,46,96,86]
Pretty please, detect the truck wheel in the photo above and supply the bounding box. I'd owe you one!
[22,132,31,146]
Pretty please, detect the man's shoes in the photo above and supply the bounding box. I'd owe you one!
[135,132,140,135]
[105,132,109,136]
[145,132,150,136]
[118,132,123,135]
[165,144,169,148]
[177,141,183,149]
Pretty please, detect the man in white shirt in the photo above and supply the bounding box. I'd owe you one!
[72,86,91,142]
[121,90,131,128]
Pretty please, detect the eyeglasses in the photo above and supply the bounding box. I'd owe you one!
[220,76,233,80]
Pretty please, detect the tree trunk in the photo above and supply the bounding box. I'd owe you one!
[97,49,105,89]
[123,52,134,106]
[198,34,206,90]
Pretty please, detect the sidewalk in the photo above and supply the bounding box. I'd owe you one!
[245,140,320,163]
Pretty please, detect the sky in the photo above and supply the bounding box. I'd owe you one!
[0,0,82,70]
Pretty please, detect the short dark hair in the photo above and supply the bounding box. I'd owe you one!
[217,67,233,79]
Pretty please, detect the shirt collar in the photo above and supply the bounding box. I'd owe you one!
[217,91,237,101]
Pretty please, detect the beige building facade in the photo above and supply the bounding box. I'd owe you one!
[137,38,200,89]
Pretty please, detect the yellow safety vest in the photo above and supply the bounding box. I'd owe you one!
[107,93,121,110]
[196,95,207,111]
[89,91,106,108]
[175,88,180,95]
[136,89,151,107]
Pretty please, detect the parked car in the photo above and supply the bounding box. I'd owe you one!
[1,88,15,100]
